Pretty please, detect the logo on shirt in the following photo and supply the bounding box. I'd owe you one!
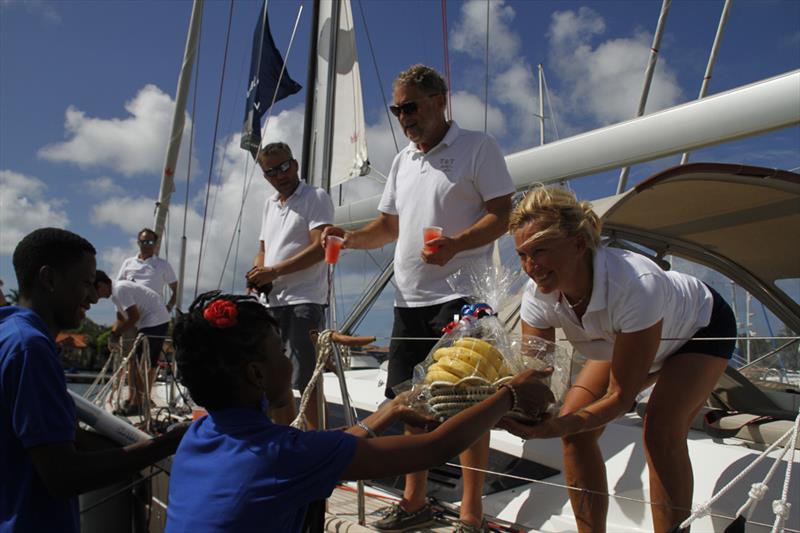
[439,158,455,172]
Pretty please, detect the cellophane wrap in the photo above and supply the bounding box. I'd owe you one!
[403,264,555,422]
[507,334,571,413]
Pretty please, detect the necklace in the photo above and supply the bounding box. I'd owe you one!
[564,291,588,309]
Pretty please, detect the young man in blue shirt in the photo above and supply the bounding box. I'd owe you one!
[0,228,186,533]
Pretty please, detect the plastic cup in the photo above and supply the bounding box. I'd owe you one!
[325,235,344,264]
[423,226,443,253]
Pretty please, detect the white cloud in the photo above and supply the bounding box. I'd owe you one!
[0,169,69,255]
[84,176,125,197]
[38,84,195,178]
[547,7,682,127]
[450,0,520,66]
[450,91,507,138]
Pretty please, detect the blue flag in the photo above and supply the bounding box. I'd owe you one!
[241,1,302,157]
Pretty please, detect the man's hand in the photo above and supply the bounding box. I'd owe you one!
[387,391,440,431]
[420,235,460,266]
[246,265,278,286]
[320,226,347,249]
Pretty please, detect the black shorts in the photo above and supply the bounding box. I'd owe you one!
[137,322,169,367]
[385,298,468,398]
[671,285,736,360]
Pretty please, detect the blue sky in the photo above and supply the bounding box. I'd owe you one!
[1,0,799,336]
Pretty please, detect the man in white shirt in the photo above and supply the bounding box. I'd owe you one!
[116,228,178,311]
[322,64,515,532]
[246,142,334,430]
[95,270,170,414]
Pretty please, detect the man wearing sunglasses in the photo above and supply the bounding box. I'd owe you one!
[246,142,333,431]
[116,228,178,312]
[322,64,514,533]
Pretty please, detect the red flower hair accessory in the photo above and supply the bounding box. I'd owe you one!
[203,299,238,328]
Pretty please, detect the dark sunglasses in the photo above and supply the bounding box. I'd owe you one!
[139,239,156,246]
[262,159,293,178]
[389,94,440,118]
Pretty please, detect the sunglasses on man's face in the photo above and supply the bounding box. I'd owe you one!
[389,93,440,118]
[139,239,156,246]
[262,159,293,178]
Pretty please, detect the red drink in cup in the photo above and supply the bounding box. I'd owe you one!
[423,226,443,253]
[325,235,344,264]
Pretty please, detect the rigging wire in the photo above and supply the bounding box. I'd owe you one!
[440,0,452,121]
[194,0,235,298]
[541,68,561,141]
[356,0,399,154]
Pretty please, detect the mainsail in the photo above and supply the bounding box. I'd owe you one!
[241,0,303,157]
[306,0,370,193]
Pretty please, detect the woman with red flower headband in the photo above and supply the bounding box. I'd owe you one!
[166,291,554,533]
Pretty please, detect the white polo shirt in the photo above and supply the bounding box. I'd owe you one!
[259,181,334,306]
[116,255,177,302]
[378,122,515,307]
[112,280,171,329]
[520,247,713,372]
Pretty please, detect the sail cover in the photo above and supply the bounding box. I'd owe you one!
[241,0,302,157]
[307,0,370,191]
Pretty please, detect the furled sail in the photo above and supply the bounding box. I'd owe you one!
[307,0,369,193]
[241,0,302,157]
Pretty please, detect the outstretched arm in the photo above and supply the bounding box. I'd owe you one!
[321,212,399,251]
[422,194,512,266]
[28,425,187,497]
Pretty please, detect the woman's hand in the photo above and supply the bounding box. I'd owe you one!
[507,368,556,416]
[389,391,439,431]
[497,414,574,439]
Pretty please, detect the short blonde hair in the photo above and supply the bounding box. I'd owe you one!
[393,64,448,94]
[509,186,602,251]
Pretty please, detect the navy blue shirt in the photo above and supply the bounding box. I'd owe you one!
[166,408,358,533]
[0,306,79,533]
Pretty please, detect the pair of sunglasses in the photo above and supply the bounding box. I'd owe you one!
[262,159,293,178]
[139,239,156,246]
[389,93,440,118]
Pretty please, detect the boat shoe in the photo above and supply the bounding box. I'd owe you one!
[372,502,434,532]
[454,518,489,532]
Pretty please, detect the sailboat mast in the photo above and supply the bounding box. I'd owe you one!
[538,64,545,146]
[301,0,321,183]
[616,0,671,194]
[320,0,342,193]
[153,0,204,251]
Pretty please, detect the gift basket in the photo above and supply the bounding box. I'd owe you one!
[405,264,567,423]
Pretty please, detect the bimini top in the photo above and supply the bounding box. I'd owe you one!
[592,162,800,333]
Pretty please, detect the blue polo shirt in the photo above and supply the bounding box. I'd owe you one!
[166,408,358,533]
[0,306,79,533]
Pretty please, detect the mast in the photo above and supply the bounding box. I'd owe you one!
[538,64,545,146]
[616,0,671,194]
[153,0,204,251]
[320,0,342,193]
[681,0,733,165]
[300,0,321,183]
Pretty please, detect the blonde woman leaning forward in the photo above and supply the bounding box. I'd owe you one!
[501,186,736,533]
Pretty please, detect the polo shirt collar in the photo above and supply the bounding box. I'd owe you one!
[407,121,461,155]
[270,180,307,204]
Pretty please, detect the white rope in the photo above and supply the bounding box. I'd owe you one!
[291,330,349,430]
[772,411,800,533]
[677,408,800,530]
[735,436,792,521]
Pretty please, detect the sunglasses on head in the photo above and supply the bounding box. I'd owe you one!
[262,159,293,178]
[389,93,440,118]
[139,239,156,246]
